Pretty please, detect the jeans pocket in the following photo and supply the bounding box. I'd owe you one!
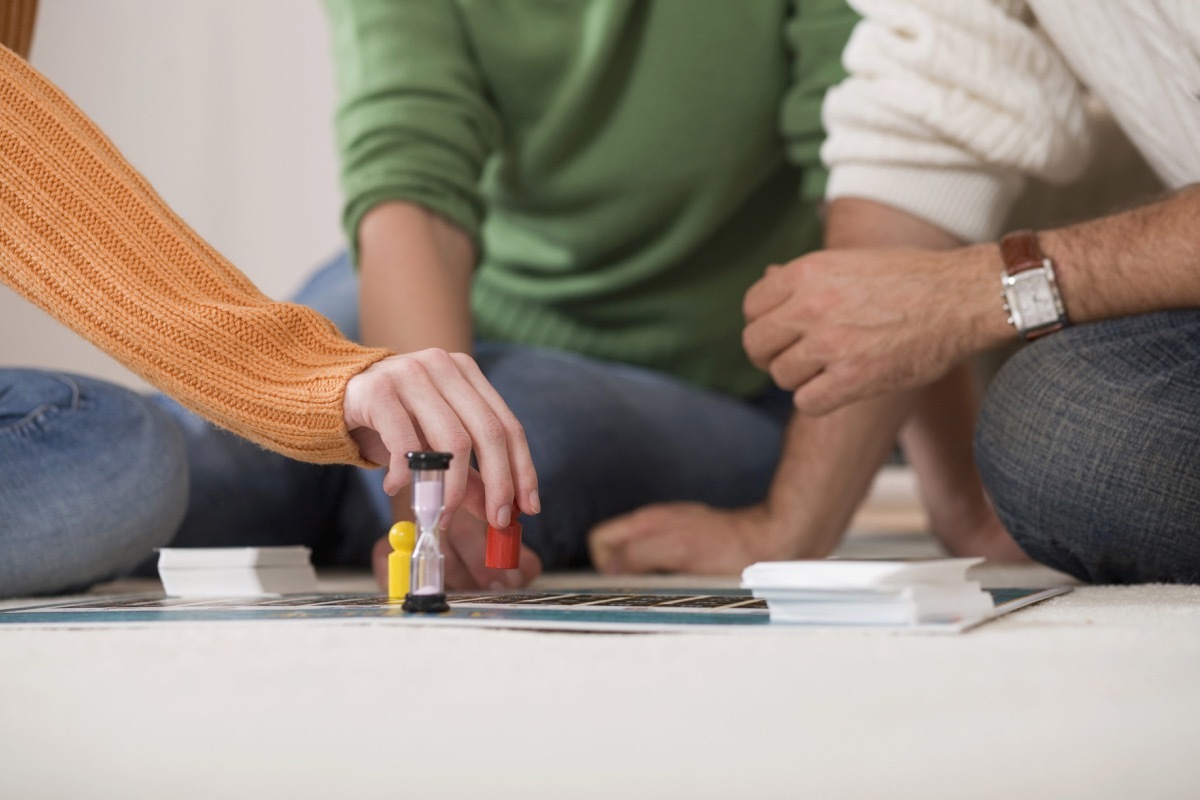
[0,372,82,435]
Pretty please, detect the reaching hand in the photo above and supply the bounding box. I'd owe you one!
[588,502,798,575]
[342,348,540,530]
[742,245,1008,415]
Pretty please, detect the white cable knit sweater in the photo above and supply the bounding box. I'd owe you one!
[824,0,1200,242]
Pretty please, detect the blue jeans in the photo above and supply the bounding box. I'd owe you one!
[0,369,188,597]
[154,252,793,570]
[976,310,1200,584]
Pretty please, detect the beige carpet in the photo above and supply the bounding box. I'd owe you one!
[2,528,1198,800]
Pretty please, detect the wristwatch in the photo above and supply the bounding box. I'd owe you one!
[999,229,1069,340]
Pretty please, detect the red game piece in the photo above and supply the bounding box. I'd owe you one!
[485,507,522,570]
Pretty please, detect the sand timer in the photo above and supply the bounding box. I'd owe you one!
[401,451,453,613]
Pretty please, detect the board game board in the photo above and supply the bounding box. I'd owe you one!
[0,587,1070,633]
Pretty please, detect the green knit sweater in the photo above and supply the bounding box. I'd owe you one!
[326,0,855,397]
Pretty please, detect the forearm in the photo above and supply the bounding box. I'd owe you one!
[874,184,1200,355]
[358,201,476,355]
[1040,184,1200,323]
[0,45,389,465]
[825,198,1016,555]
[876,184,1200,345]
[824,197,965,251]
[763,394,917,557]
[759,198,964,553]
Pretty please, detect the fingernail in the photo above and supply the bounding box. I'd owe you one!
[487,581,506,591]
[504,571,524,588]
[496,504,512,528]
[527,490,541,514]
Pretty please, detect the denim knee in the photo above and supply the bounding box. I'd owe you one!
[0,370,188,597]
[975,312,1200,584]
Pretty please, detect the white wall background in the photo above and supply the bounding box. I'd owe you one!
[0,0,344,389]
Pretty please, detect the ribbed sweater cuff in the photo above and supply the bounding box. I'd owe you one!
[827,163,1025,244]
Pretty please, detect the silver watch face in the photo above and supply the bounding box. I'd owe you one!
[1005,267,1063,331]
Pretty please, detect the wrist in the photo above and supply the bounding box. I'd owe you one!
[1036,227,1090,322]
[762,489,852,559]
[947,243,1022,352]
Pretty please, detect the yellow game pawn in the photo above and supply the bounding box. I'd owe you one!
[387,521,417,601]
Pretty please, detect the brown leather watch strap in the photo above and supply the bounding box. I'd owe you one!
[998,229,1066,339]
[1024,319,1064,339]
[999,229,1045,274]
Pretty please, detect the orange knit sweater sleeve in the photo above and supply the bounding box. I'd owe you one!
[0,42,392,466]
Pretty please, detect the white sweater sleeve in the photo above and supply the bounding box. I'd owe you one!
[822,0,1094,242]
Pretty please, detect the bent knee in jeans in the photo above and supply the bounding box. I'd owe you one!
[975,311,1200,584]
[0,370,188,597]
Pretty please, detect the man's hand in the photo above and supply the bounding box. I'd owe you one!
[342,348,540,531]
[742,245,1011,415]
[588,503,816,575]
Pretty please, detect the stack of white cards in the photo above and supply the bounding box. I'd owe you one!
[157,546,318,597]
[742,558,994,626]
